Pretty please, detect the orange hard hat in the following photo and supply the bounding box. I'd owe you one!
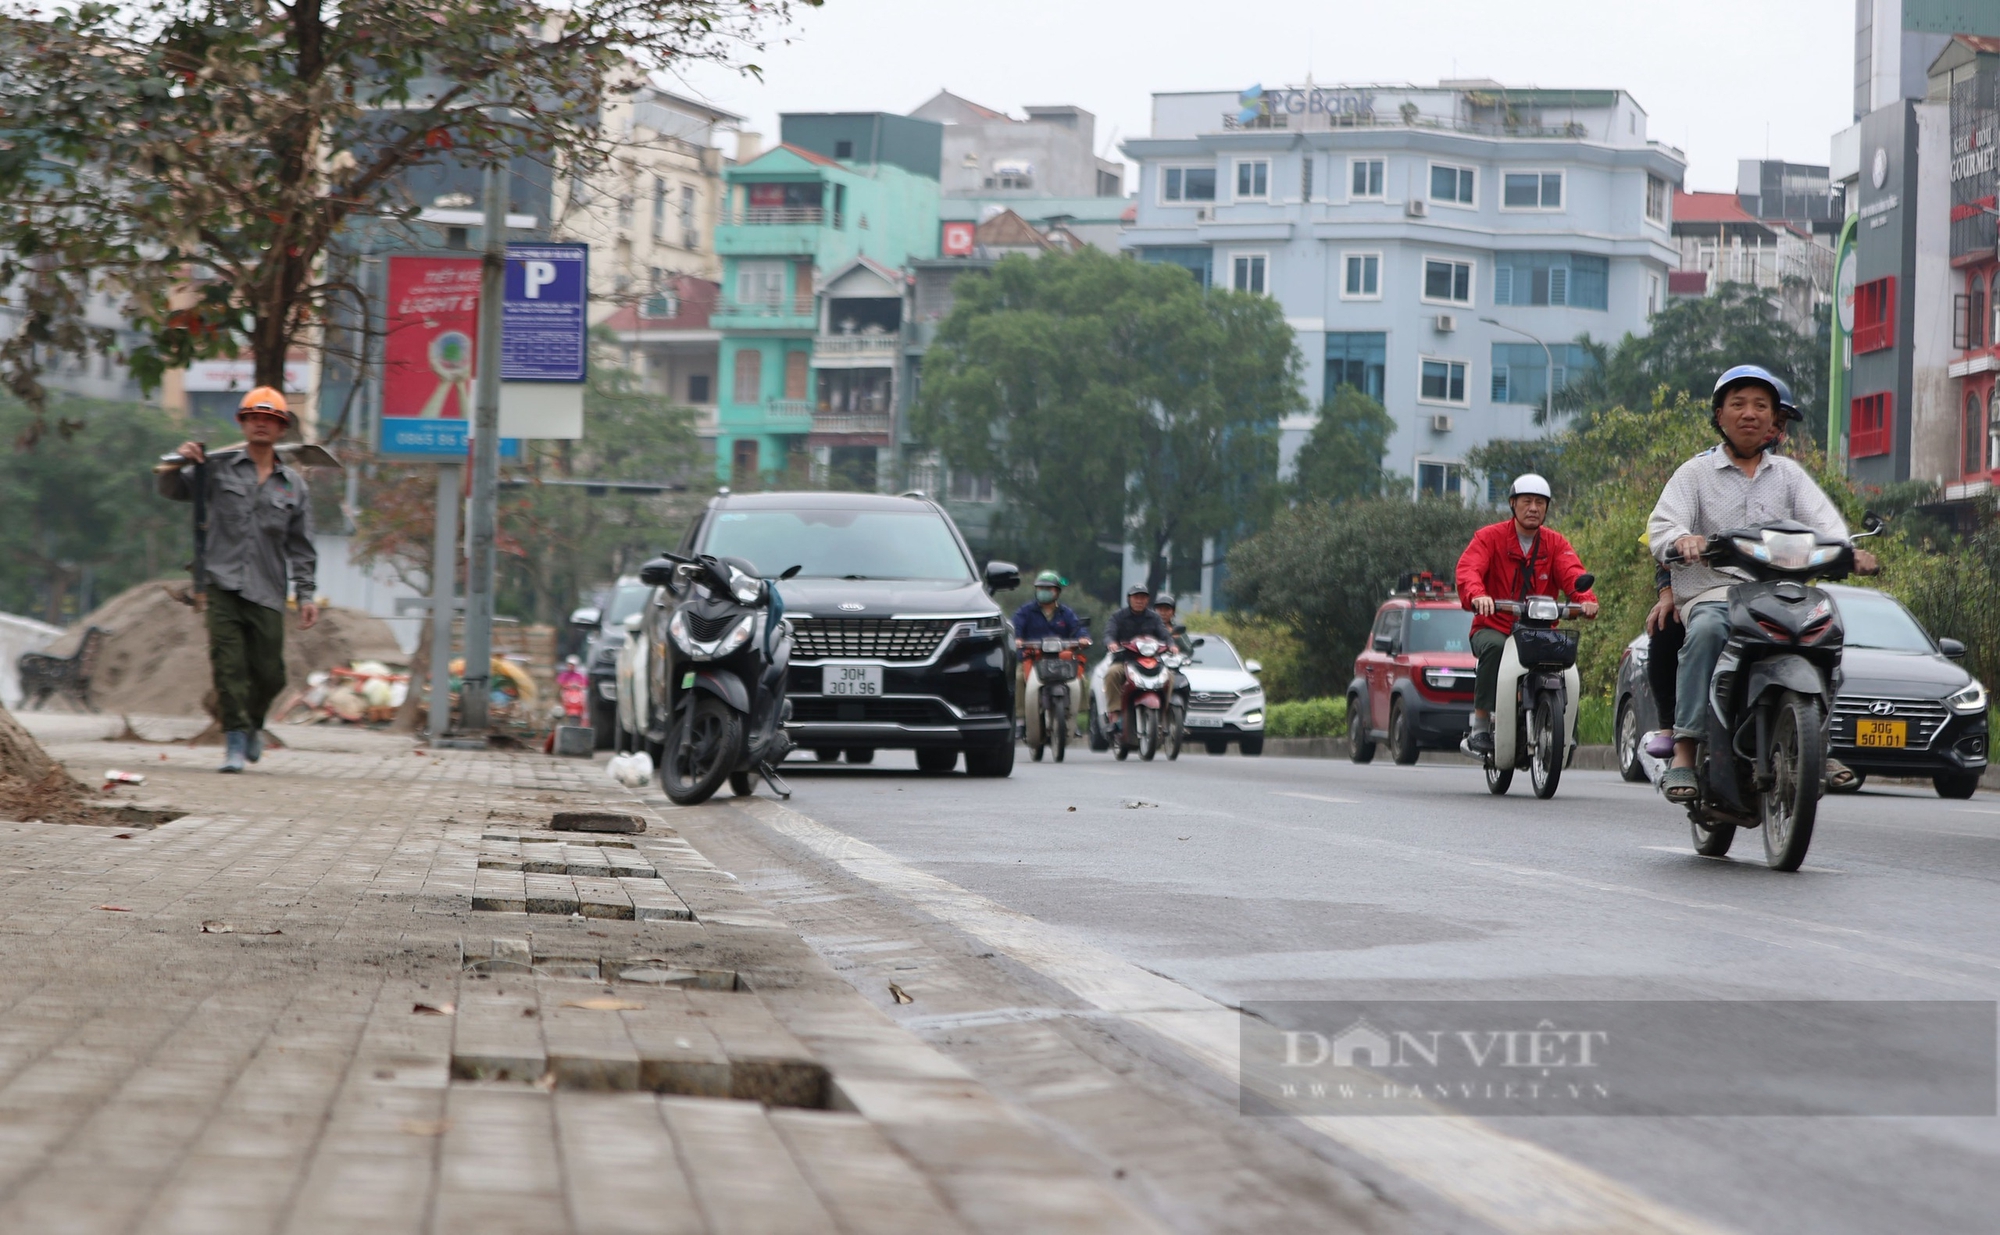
[237,386,292,421]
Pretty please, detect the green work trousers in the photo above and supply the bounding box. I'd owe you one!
[208,587,287,734]
[1472,626,1509,713]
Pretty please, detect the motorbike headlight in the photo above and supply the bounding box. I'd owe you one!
[1947,680,1988,714]
[668,609,693,655]
[715,615,755,657]
[1526,598,1559,622]
[727,567,765,605]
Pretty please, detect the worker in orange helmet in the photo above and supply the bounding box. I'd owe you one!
[159,386,319,772]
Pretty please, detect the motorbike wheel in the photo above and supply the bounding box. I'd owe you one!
[1529,694,1564,800]
[1053,696,1069,763]
[1347,695,1376,764]
[729,770,754,797]
[1088,698,1110,752]
[660,697,743,806]
[1615,697,1649,784]
[1484,763,1513,795]
[1138,708,1159,761]
[1761,692,1823,871]
[1167,705,1184,761]
[1691,812,1736,857]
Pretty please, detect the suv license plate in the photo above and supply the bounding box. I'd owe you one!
[1184,713,1225,728]
[823,664,883,697]
[1855,719,1906,748]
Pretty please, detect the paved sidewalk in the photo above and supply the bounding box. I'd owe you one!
[1,714,1167,1235]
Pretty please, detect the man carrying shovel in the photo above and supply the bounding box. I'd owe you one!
[158,387,319,772]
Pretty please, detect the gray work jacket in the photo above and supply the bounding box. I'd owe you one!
[158,449,317,612]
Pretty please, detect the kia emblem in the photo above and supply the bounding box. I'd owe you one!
[1868,699,1896,716]
[838,602,865,612]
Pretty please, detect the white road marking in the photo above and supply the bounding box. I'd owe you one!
[743,798,1737,1235]
[1270,791,1361,805]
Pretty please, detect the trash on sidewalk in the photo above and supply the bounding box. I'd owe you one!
[102,769,146,786]
[200,920,282,935]
[412,1001,456,1016]
[606,751,653,788]
[889,983,914,1004]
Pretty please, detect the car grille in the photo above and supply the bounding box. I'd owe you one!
[791,618,956,661]
[788,696,958,725]
[685,610,738,642]
[1831,695,1950,750]
[1187,690,1240,712]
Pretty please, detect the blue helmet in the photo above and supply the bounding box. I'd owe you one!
[1712,364,1799,423]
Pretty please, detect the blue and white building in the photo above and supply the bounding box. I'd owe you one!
[1121,81,1687,500]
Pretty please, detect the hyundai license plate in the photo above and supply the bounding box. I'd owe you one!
[1855,719,1906,748]
[823,664,883,697]
[1184,714,1225,728]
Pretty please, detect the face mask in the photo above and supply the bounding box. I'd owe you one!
[1035,588,1058,604]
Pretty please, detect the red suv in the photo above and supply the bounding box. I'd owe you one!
[1346,572,1477,764]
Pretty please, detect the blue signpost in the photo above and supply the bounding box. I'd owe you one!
[502,243,589,382]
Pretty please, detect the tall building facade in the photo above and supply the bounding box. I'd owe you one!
[1120,82,1685,497]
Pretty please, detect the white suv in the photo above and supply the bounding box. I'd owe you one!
[1087,634,1267,755]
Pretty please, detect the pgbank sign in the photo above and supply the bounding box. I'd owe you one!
[1237,84,1376,124]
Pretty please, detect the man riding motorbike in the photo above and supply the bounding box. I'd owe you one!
[1455,474,1600,757]
[1013,570,1089,736]
[1152,593,1192,654]
[1103,583,1174,737]
[1646,364,1876,803]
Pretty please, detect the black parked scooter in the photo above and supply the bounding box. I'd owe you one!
[639,552,801,806]
[1665,516,1882,870]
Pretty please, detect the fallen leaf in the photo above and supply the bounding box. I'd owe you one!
[399,1118,451,1136]
[96,905,132,912]
[412,1002,456,1016]
[888,982,913,1005]
[587,930,608,938]
[112,833,134,840]
[561,997,644,1011]
[1177,836,1190,841]
[1066,806,1076,812]
[532,1071,559,1091]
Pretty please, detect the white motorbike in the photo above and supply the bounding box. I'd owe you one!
[1483,573,1594,799]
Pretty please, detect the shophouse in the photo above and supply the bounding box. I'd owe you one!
[711,113,942,487]
[1119,81,1685,499]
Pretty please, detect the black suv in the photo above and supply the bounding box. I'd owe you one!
[648,491,1019,776]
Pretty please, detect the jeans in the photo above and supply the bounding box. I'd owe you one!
[1471,627,1509,713]
[1673,601,1730,738]
[1647,615,1684,729]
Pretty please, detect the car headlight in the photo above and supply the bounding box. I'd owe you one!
[1241,684,1263,697]
[1947,680,1988,714]
[727,566,765,605]
[1423,668,1460,690]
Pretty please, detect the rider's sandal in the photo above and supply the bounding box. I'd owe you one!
[1659,766,1699,803]
[1826,760,1858,791]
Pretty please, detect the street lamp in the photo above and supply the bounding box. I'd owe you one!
[1480,316,1553,423]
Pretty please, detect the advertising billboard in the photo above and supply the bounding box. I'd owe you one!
[379,255,519,460]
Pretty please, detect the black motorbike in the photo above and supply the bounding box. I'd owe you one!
[639,552,801,806]
[1665,516,1882,870]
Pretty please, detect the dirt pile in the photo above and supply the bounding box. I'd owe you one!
[0,704,101,824]
[37,581,405,718]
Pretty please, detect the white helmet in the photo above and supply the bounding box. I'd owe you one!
[1508,473,1552,501]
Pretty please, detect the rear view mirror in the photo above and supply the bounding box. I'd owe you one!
[1939,637,1967,659]
[1862,511,1886,535]
[568,606,602,629]
[1372,634,1392,653]
[1191,636,1207,648]
[1574,573,1596,593]
[637,557,675,587]
[780,564,802,580]
[1245,659,1263,674]
[622,613,643,631]
[984,560,1020,593]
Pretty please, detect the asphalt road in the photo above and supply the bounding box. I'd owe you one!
[734,744,2000,1235]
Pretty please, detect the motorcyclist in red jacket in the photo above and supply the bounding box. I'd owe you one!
[1454,474,1599,757]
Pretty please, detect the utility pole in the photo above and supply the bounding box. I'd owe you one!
[460,159,506,733]
[426,462,461,744]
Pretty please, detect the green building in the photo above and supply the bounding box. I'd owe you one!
[712,113,942,487]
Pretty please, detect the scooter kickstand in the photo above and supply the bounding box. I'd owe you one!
[758,762,792,800]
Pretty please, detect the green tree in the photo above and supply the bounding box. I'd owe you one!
[0,0,810,440]
[1225,497,1488,697]
[1291,386,1395,505]
[913,249,1294,599]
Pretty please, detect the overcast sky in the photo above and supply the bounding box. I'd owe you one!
[671,0,1851,191]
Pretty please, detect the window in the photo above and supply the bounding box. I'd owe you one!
[1493,252,1609,310]
[1502,171,1564,210]
[1648,273,1661,316]
[834,139,854,159]
[1991,272,2000,345]
[1417,461,1465,498]
[732,348,762,404]
[947,469,995,503]
[1853,276,1896,353]
[735,260,785,306]
[1429,162,1475,206]
[1342,252,1381,299]
[616,193,634,229]
[1850,392,1892,457]
[652,177,667,240]
[680,185,698,249]
[1231,253,1267,294]
[688,374,711,404]
[1491,343,1597,405]
[1350,159,1385,199]
[1419,358,1469,405]
[1325,332,1387,403]
[784,350,810,400]
[1235,160,1269,200]
[1422,257,1473,305]
[1968,391,1986,477]
[1139,247,1213,288]
[1645,174,1670,224]
[1162,166,1218,203]
[1301,156,1314,202]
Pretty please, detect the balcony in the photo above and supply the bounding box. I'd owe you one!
[811,334,902,366]
[715,206,838,258]
[710,299,817,331]
[811,411,893,437]
[766,399,815,423]
[725,206,839,227]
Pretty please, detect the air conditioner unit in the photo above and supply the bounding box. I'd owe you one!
[1194,207,1213,222]
[1429,414,1455,433]
[1434,313,1457,332]
[1406,199,1429,218]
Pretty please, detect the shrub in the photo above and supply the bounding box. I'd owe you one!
[1266,696,1347,738]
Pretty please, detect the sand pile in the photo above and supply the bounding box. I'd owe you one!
[36,580,406,718]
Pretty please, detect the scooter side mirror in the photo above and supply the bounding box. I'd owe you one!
[637,557,676,587]
[1861,511,1886,535]
[568,606,602,630]
[779,564,803,580]
[1574,573,1596,593]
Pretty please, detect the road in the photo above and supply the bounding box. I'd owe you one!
[656,745,2000,1235]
